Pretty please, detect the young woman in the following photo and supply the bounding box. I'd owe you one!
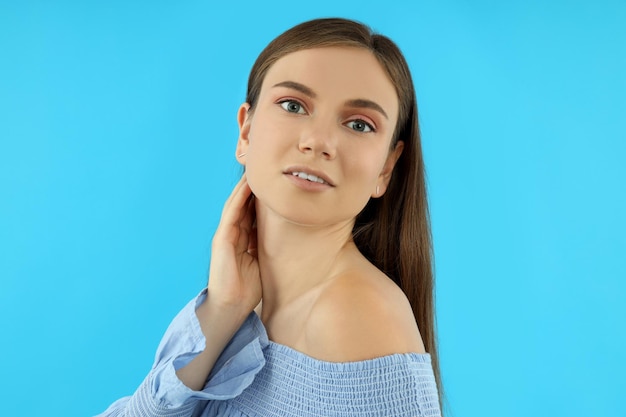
[98,17,443,416]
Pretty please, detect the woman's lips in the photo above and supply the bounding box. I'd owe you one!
[289,171,329,185]
[284,172,334,191]
[283,166,335,186]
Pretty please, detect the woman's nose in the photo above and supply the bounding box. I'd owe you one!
[298,124,337,159]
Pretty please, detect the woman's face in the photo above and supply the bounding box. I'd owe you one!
[237,46,403,227]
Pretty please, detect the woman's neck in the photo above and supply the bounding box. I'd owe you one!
[254,201,356,320]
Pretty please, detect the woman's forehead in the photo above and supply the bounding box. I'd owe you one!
[259,47,399,117]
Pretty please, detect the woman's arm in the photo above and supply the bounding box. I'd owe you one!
[176,175,261,390]
[174,293,252,390]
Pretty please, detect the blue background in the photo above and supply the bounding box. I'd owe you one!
[1,1,624,416]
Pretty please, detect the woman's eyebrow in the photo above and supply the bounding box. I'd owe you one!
[272,81,317,98]
[345,99,388,119]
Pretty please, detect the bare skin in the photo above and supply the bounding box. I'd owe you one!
[176,47,425,390]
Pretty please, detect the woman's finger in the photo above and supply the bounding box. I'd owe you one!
[222,174,249,215]
[237,194,257,256]
[216,175,251,233]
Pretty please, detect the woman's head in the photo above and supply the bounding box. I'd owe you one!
[240,18,423,229]
[241,18,426,261]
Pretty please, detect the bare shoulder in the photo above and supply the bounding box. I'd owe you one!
[304,266,426,362]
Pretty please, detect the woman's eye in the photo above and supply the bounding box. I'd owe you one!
[279,100,306,114]
[346,119,374,133]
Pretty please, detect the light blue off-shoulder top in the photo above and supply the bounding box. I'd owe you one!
[97,290,441,417]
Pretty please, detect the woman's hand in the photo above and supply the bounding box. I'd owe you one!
[206,175,262,316]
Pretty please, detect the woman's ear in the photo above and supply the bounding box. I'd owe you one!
[236,103,252,164]
[374,141,404,197]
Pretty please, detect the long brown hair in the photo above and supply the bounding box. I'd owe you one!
[245,18,443,411]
